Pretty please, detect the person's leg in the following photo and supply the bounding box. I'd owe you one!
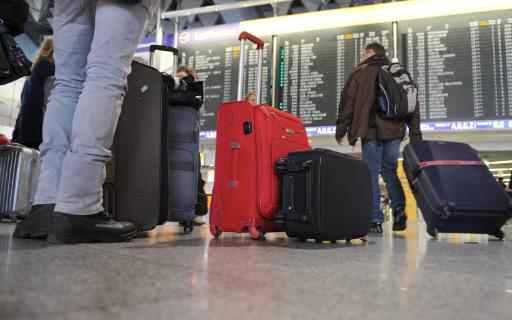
[48,0,154,244]
[34,1,94,205]
[362,139,385,228]
[14,0,93,239]
[54,0,153,215]
[380,139,407,231]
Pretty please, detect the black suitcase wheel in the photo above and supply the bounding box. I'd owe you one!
[210,225,222,238]
[427,227,439,239]
[492,230,505,240]
[298,238,308,242]
[249,227,265,240]
[183,221,193,234]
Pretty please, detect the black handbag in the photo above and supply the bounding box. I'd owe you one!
[0,19,31,85]
[165,75,204,110]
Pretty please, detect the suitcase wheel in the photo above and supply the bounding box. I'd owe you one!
[210,225,222,238]
[298,238,308,242]
[249,227,265,240]
[183,221,194,234]
[427,227,439,239]
[492,230,505,240]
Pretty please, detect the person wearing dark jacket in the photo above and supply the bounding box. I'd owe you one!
[335,42,422,234]
[507,174,512,198]
[13,37,55,150]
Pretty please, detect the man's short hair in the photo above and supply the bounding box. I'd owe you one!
[364,42,386,56]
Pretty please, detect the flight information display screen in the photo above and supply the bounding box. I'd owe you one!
[400,10,512,122]
[276,24,392,126]
[179,40,271,131]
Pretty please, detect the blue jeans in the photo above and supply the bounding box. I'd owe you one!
[362,139,405,223]
[34,0,154,215]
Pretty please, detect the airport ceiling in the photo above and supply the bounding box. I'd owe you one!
[23,0,393,44]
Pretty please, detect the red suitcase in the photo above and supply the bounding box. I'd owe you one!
[209,32,311,240]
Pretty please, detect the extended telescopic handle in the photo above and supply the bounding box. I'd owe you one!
[149,45,179,75]
[237,32,265,104]
[238,32,265,50]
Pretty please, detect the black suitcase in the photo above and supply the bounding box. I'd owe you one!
[107,60,168,231]
[275,149,373,242]
[403,141,512,239]
[105,46,204,233]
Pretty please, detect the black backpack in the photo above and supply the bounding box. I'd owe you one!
[375,63,418,120]
[0,19,31,85]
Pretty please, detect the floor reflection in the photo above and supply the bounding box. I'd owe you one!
[0,219,511,319]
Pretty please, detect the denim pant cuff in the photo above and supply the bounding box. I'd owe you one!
[54,204,102,216]
[34,198,57,206]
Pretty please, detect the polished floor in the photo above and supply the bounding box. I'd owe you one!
[1,220,512,320]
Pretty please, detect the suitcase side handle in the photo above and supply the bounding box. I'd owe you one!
[228,141,241,189]
[237,31,264,104]
[303,161,313,222]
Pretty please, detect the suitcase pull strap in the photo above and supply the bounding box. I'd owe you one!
[168,132,197,143]
[168,160,195,172]
[412,160,486,180]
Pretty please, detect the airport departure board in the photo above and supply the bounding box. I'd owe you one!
[277,24,392,126]
[180,40,271,131]
[401,11,512,122]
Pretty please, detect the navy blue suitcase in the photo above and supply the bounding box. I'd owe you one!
[403,141,512,239]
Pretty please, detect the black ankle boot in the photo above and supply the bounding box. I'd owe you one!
[392,207,407,231]
[13,204,55,239]
[47,211,137,244]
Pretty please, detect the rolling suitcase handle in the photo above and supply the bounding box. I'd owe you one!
[303,161,313,222]
[237,31,265,104]
[149,44,178,75]
[274,159,314,224]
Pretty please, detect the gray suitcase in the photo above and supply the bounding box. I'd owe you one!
[0,144,40,220]
[167,102,200,232]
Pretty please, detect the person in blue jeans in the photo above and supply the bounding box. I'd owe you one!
[15,0,157,243]
[335,42,422,234]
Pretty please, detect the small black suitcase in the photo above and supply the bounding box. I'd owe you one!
[403,140,512,239]
[275,149,373,242]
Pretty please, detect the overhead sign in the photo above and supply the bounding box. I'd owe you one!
[199,120,512,140]
[178,24,240,45]
[136,34,175,53]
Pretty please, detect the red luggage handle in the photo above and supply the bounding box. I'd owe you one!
[238,32,265,50]
[237,31,264,104]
